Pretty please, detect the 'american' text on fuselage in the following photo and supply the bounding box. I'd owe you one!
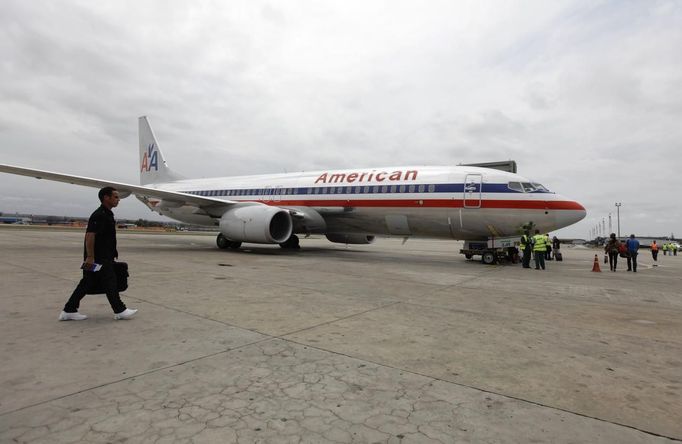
[315,169,418,184]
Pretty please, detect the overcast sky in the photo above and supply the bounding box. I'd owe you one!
[1,0,680,239]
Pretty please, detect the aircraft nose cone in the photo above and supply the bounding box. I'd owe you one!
[558,198,586,228]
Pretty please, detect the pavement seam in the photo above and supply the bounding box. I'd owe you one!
[0,335,275,418]
[0,300,402,417]
[278,334,682,442]
[393,299,682,346]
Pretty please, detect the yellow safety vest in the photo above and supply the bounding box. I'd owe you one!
[520,235,529,249]
[533,234,547,252]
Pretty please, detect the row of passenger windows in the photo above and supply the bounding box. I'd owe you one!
[184,182,550,198]
[186,184,438,197]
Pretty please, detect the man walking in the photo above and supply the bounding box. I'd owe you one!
[532,229,547,270]
[59,187,138,321]
[625,234,640,273]
[651,240,659,267]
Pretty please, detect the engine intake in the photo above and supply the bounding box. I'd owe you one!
[220,205,293,244]
[326,233,376,244]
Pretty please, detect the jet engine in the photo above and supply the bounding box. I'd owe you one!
[326,233,376,244]
[219,205,293,243]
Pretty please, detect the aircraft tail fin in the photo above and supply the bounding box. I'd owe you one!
[138,116,184,185]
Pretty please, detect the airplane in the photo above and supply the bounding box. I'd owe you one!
[1,116,586,256]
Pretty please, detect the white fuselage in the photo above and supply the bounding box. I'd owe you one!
[139,165,586,240]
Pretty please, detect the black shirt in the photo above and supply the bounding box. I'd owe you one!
[84,205,118,261]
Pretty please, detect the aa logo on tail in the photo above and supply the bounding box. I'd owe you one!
[141,144,159,172]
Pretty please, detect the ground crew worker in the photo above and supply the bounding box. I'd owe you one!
[674,244,678,256]
[520,230,532,269]
[532,229,547,270]
[650,240,659,266]
[662,243,668,256]
[545,233,552,260]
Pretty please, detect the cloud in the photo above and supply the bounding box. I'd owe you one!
[1,0,681,239]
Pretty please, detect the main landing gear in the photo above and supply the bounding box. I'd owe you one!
[216,233,241,250]
[216,233,300,250]
[279,234,300,249]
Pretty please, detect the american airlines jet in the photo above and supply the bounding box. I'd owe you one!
[1,117,586,254]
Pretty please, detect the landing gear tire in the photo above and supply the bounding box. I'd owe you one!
[279,234,300,249]
[216,233,229,249]
[464,253,473,260]
[482,251,496,265]
[217,234,241,250]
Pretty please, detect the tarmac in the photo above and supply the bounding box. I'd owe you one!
[0,226,680,443]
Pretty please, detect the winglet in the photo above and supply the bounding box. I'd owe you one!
[138,116,184,185]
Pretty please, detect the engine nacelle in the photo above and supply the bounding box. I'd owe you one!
[220,205,293,244]
[326,233,376,244]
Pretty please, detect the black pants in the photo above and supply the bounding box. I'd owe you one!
[64,261,126,313]
[652,250,658,262]
[534,251,546,269]
[522,246,532,268]
[626,252,638,272]
[608,252,618,270]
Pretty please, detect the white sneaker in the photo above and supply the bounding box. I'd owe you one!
[59,311,87,321]
[114,308,138,320]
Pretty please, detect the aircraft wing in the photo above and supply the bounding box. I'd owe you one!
[0,163,235,215]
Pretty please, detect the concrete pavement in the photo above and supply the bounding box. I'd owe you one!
[1,227,680,443]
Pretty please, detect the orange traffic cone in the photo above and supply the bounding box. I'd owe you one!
[592,254,601,272]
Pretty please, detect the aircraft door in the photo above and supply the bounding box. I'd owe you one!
[463,174,482,208]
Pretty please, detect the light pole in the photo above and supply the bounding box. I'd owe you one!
[615,203,622,238]
[609,213,612,234]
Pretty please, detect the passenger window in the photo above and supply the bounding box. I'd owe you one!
[390,185,396,193]
[400,185,406,193]
[372,186,379,193]
[381,185,387,193]
[418,184,425,193]
[409,185,415,193]
[428,184,435,192]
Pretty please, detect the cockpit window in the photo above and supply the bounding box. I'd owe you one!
[521,182,536,192]
[507,181,524,192]
[532,182,549,192]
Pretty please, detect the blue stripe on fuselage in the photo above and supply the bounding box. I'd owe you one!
[179,183,553,198]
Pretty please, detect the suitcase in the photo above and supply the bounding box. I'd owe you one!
[87,262,129,294]
[555,251,563,261]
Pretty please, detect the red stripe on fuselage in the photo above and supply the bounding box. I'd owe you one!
[236,198,585,211]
